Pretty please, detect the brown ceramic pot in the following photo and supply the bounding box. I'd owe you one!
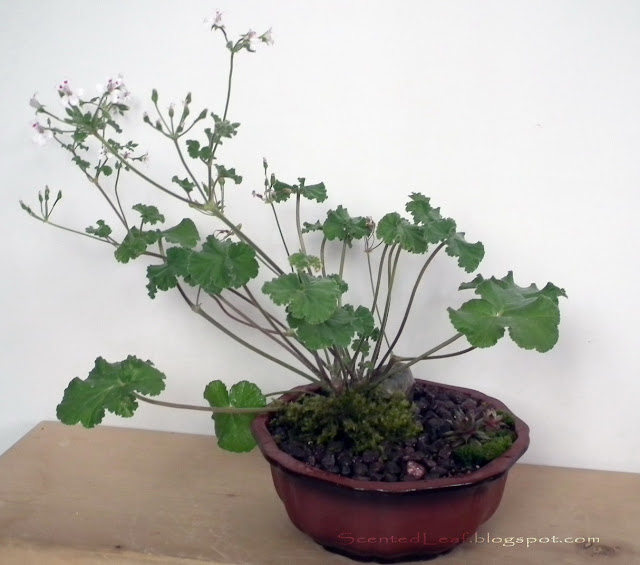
[251,379,529,562]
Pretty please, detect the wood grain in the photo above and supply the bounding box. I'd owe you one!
[0,422,637,564]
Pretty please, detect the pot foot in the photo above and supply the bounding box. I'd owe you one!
[321,544,455,563]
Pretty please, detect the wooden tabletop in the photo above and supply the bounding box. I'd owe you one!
[0,422,637,564]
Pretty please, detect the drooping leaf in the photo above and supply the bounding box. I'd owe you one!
[132,203,165,225]
[271,179,295,203]
[322,206,372,245]
[302,220,323,233]
[56,356,166,428]
[186,139,201,159]
[300,181,327,202]
[187,235,259,294]
[86,220,112,239]
[163,218,200,248]
[291,305,375,350]
[448,272,567,352]
[262,273,342,324]
[215,164,243,184]
[146,247,193,298]
[376,212,428,253]
[203,380,266,452]
[114,228,160,263]
[445,232,485,273]
[288,252,322,272]
[405,193,456,243]
[171,175,196,194]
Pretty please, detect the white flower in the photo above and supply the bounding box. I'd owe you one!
[241,29,259,51]
[204,10,223,29]
[29,93,43,110]
[96,75,129,104]
[260,28,274,46]
[57,80,83,107]
[32,121,53,145]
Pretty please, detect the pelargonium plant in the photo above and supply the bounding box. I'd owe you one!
[21,13,565,456]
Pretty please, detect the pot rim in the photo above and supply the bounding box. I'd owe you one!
[251,379,530,493]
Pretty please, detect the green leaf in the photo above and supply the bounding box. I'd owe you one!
[262,273,342,324]
[376,212,428,253]
[100,165,113,176]
[114,228,160,263]
[214,164,243,184]
[292,305,375,350]
[186,139,201,159]
[405,193,456,243]
[448,272,567,352]
[146,247,193,298]
[187,236,259,294]
[322,206,372,245]
[56,356,166,428]
[132,204,165,225]
[288,252,322,272]
[445,232,485,273]
[271,179,294,203]
[302,220,323,233]
[203,380,266,452]
[300,181,327,202]
[171,175,195,194]
[163,218,200,248]
[86,220,112,239]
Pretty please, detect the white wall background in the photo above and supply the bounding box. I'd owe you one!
[1,0,638,473]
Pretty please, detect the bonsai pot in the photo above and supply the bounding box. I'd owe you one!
[251,379,530,562]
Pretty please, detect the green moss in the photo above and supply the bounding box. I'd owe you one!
[453,434,514,466]
[272,387,422,454]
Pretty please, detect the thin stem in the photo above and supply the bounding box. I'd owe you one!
[174,283,322,384]
[376,242,446,371]
[320,236,328,277]
[380,333,466,383]
[367,244,391,349]
[369,245,400,369]
[269,202,291,261]
[173,138,207,201]
[213,210,284,275]
[92,131,192,205]
[113,165,128,230]
[394,346,476,361]
[133,393,279,414]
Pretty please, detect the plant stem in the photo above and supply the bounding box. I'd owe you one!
[376,242,446,371]
[173,138,207,201]
[381,333,466,381]
[174,283,322,384]
[133,393,279,414]
[394,346,476,361]
[369,245,401,370]
[92,131,192,205]
[270,202,291,260]
[367,243,391,349]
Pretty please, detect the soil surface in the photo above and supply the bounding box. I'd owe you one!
[267,381,513,482]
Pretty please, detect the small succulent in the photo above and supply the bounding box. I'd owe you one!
[444,409,491,448]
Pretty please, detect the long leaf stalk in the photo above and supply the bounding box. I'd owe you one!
[376,241,446,372]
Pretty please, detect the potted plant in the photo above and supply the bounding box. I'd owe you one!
[22,13,565,562]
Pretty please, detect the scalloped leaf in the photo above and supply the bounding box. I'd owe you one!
[376,212,428,253]
[448,272,567,351]
[445,232,485,273]
[57,356,166,427]
[291,305,375,350]
[203,380,266,452]
[322,205,372,245]
[262,273,342,324]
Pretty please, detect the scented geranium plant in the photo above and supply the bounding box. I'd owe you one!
[22,14,565,461]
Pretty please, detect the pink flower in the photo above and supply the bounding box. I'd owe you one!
[32,122,53,145]
[204,11,223,29]
[57,80,83,107]
[96,75,129,104]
